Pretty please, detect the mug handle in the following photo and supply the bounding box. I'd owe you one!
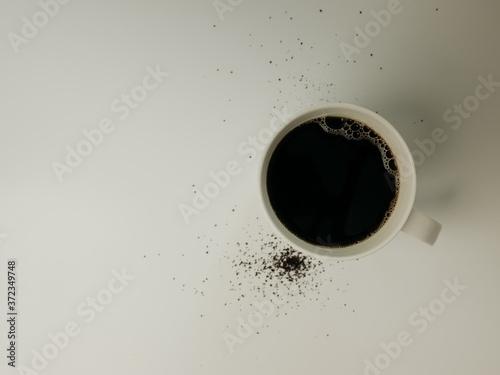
[401,209,442,246]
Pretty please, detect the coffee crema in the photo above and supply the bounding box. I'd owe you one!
[266,116,399,248]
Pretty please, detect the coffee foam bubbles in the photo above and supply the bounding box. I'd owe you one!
[309,116,400,236]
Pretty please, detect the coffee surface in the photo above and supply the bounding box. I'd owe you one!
[266,116,399,247]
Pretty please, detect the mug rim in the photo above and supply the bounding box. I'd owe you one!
[259,103,417,261]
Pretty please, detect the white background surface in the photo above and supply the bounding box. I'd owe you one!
[1,0,500,374]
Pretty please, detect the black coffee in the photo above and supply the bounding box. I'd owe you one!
[266,116,399,247]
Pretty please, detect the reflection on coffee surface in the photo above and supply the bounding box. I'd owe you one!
[266,116,399,247]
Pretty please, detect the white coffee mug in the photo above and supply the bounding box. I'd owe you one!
[259,103,442,261]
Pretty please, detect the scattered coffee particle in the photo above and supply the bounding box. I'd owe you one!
[222,217,348,315]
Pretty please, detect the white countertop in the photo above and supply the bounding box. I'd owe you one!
[1,1,499,374]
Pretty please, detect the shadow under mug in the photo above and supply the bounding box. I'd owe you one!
[259,103,442,261]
